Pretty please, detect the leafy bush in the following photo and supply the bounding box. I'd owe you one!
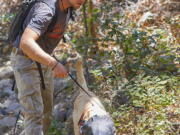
[47,120,67,135]
[112,74,179,134]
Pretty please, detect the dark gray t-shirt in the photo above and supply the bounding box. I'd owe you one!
[13,1,70,54]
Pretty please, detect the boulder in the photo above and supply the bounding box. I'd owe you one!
[0,79,13,95]
[0,66,13,79]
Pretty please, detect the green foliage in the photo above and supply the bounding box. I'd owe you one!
[67,1,180,135]
[47,120,67,135]
[112,74,179,135]
[127,74,178,108]
[0,13,15,23]
[84,7,180,133]
[100,18,179,78]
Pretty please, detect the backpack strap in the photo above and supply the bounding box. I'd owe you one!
[37,0,58,32]
[37,0,56,12]
[69,7,75,21]
[12,79,16,91]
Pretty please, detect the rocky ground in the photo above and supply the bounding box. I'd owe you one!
[0,54,75,135]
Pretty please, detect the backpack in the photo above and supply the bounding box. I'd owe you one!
[8,0,58,44]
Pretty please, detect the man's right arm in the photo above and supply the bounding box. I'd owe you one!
[20,27,68,78]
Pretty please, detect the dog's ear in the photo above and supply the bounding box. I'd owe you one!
[67,52,83,65]
[76,53,83,64]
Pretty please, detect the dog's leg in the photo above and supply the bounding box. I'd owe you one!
[73,111,80,135]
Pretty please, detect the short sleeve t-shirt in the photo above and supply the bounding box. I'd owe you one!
[13,1,70,54]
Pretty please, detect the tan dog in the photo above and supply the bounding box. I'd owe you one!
[67,53,115,135]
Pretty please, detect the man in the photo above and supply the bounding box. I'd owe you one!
[10,0,85,134]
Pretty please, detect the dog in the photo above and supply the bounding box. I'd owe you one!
[66,52,116,135]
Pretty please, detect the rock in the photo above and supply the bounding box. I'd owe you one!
[0,79,14,94]
[53,103,67,122]
[0,108,8,116]
[0,125,9,135]
[0,116,17,134]
[4,61,11,66]
[0,99,14,108]
[5,103,21,114]
[54,77,72,92]
[0,116,16,127]
[0,66,13,79]
[0,79,12,89]
[0,91,10,99]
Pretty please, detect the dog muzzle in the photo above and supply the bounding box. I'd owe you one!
[78,115,116,135]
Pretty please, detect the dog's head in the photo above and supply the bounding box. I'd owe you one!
[80,115,116,135]
[53,45,83,72]
[66,52,83,70]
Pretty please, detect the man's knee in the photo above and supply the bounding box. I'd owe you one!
[20,93,44,125]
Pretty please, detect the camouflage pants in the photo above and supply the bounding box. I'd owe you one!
[11,50,54,135]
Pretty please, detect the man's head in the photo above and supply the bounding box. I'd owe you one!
[80,115,116,135]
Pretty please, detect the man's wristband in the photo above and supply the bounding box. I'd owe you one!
[52,62,58,70]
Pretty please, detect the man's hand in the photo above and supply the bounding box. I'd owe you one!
[52,62,68,78]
